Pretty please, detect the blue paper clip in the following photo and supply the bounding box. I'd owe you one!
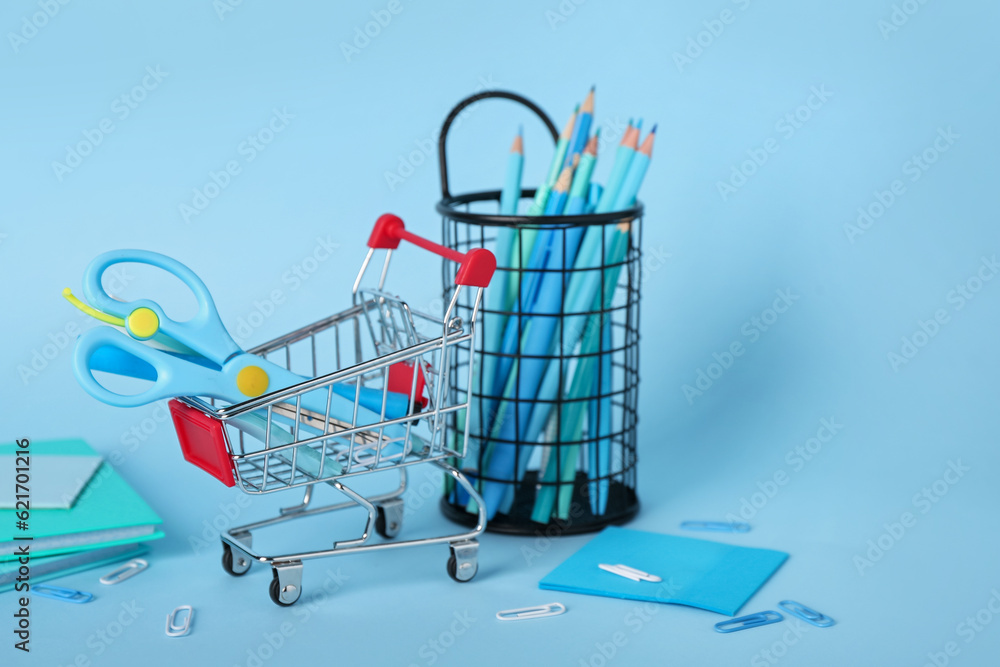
[681,520,751,533]
[715,611,784,633]
[32,585,94,604]
[778,600,835,628]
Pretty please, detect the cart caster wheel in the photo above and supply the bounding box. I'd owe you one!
[269,562,303,607]
[222,544,251,577]
[375,500,403,539]
[447,540,478,583]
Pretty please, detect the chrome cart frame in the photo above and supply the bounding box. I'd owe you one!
[168,215,496,606]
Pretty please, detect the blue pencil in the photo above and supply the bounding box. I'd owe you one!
[472,128,523,463]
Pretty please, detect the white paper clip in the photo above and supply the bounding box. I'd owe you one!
[598,563,662,582]
[166,605,193,637]
[496,602,567,621]
[99,558,148,585]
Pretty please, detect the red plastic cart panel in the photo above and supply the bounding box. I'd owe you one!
[388,361,428,411]
[169,399,236,487]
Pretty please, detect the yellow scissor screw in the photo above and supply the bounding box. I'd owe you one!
[126,307,159,339]
[237,366,269,397]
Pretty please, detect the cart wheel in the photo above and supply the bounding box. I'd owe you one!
[447,540,478,583]
[375,500,403,539]
[221,544,251,577]
[269,570,302,607]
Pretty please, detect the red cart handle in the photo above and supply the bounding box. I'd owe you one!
[367,214,496,288]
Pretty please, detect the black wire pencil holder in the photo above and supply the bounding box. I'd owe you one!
[436,90,641,535]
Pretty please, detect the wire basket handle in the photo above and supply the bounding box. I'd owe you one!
[438,90,559,200]
[368,214,496,287]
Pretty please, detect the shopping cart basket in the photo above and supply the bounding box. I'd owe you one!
[167,214,496,606]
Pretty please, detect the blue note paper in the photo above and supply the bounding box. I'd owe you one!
[539,527,788,616]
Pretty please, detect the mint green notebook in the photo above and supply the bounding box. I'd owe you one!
[0,439,164,560]
[0,543,148,593]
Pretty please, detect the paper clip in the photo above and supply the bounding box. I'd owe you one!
[32,585,93,604]
[715,611,784,633]
[496,602,567,621]
[99,558,148,585]
[598,563,662,583]
[778,600,835,628]
[166,605,194,637]
[681,520,751,533]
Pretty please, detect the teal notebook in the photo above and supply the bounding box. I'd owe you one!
[0,439,164,560]
[539,526,788,616]
[0,543,147,593]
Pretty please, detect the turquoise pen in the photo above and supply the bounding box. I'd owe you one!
[532,126,656,522]
[471,128,524,483]
[551,126,656,519]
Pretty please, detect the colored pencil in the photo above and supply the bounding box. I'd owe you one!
[527,107,577,216]
[471,129,524,475]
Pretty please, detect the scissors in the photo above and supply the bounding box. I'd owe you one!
[71,250,409,425]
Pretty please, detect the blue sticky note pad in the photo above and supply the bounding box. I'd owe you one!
[539,526,788,616]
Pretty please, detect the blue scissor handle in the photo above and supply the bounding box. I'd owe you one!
[82,249,240,363]
[74,327,243,408]
[77,326,412,424]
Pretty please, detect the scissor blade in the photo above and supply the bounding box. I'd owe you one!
[89,345,220,381]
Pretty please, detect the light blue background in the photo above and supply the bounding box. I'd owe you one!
[2,1,999,665]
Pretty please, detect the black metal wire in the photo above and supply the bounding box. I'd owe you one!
[440,196,641,535]
[436,91,640,535]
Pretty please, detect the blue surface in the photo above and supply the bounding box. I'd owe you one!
[539,526,789,615]
[2,1,999,665]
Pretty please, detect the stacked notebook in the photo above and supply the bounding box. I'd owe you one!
[0,439,163,592]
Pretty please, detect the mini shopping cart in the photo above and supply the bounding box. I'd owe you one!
[167,214,496,606]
